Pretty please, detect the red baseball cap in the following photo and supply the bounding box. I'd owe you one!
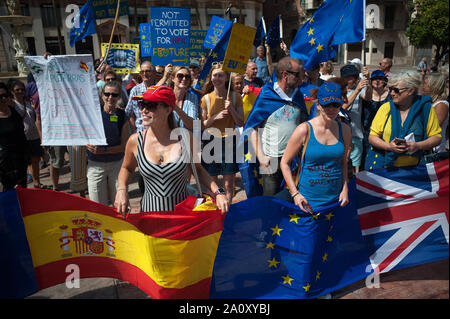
[132,85,176,106]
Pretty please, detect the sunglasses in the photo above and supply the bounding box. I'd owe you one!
[13,88,25,92]
[285,70,301,78]
[176,73,191,80]
[138,101,159,111]
[0,93,9,99]
[390,87,408,94]
[141,70,153,74]
[322,102,341,108]
[103,92,120,97]
[105,78,116,82]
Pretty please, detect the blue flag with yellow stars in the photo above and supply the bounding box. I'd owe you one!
[194,24,232,91]
[265,15,281,49]
[210,180,373,298]
[69,1,97,47]
[253,17,266,47]
[290,0,365,71]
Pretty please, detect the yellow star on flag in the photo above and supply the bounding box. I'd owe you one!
[303,283,311,292]
[252,167,258,177]
[271,224,283,236]
[317,44,324,52]
[322,252,328,262]
[289,213,300,224]
[267,257,280,268]
[266,242,275,249]
[326,235,333,242]
[307,28,314,36]
[244,152,252,162]
[309,17,314,24]
[282,274,294,286]
[309,37,316,46]
[325,212,334,220]
[315,271,321,280]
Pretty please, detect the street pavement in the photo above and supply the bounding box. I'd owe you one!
[25,154,448,300]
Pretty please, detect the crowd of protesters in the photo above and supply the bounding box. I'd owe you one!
[0,43,448,216]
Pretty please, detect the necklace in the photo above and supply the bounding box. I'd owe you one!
[158,154,164,164]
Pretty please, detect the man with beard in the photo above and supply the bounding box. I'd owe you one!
[247,57,308,196]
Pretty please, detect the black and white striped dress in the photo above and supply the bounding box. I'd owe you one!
[137,131,188,212]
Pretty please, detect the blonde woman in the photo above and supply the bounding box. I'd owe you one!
[200,63,244,203]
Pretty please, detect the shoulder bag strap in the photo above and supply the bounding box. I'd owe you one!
[294,123,310,187]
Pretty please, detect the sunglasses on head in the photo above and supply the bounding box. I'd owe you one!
[103,92,119,97]
[176,73,191,80]
[138,101,159,111]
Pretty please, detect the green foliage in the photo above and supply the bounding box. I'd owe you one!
[406,0,449,57]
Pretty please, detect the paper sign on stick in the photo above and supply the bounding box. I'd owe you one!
[101,43,140,74]
[222,23,256,74]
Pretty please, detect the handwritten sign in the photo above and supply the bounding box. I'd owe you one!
[90,0,129,20]
[24,55,106,146]
[150,7,190,66]
[222,23,256,74]
[190,29,209,58]
[101,43,140,74]
[140,23,152,57]
[203,16,233,50]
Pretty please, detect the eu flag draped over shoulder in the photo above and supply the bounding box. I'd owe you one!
[69,1,97,47]
[265,15,281,49]
[290,0,365,70]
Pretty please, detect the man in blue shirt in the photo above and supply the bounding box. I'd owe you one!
[252,44,273,84]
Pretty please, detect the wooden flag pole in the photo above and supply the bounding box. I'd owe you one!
[96,0,121,72]
[227,71,233,100]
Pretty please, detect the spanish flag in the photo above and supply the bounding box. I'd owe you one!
[3,188,224,299]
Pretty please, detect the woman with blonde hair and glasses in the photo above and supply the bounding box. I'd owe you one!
[366,71,442,169]
[422,73,449,153]
[166,66,201,130]
[200,63,244,203]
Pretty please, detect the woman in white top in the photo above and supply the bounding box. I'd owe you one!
[422,73,449,153]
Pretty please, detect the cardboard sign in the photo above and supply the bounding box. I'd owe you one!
[203,16,233,50]
[222,23,256,74]
[150,7,190,65]
[101,43,140,74]
[140,23,152,57]
[24,55,106,146]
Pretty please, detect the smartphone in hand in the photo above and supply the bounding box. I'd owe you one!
[393,137,406,145]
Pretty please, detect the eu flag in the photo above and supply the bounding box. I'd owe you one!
[210,180,372,298]
[265,15,281,49]
[69,1,97,47]
[253,17,266,47]
[290,0,365,71]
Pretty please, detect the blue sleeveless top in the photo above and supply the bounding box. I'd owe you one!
[298,121,345,211]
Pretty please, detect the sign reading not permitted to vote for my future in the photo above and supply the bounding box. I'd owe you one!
[150,7,190,66]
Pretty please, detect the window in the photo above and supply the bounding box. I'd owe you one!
[41,4,61,28]
[45,37,65,55]
[384,5,395,29]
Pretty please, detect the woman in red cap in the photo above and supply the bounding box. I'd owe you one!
[114,85,229,215]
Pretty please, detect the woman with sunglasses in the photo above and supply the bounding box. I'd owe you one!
[200,63,244,204]
[9,80,46,189]
[166,66,200,131]
[114,85,229,215]
[366,71,442,169]
[279,82,352,213]
[86,81,130,206]
[0,82,29,190]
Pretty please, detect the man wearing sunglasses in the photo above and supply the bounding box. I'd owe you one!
[378,58,393,79]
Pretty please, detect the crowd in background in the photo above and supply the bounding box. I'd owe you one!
[1,43,448,214]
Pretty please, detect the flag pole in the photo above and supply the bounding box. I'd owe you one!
[279,15,283,41]
[97,0,121,72]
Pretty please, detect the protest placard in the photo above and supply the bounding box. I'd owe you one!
[101,43,140,73]
[222,23,256,74]
[190,29,209,58]
[150,7,190,66]
[140,23,152,57]
[90,0,129,20]
[24,55,106,146]
[203,16,233,50]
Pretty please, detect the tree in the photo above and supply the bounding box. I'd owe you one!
[406,0,449,64]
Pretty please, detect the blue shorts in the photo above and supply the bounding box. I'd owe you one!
[201,135,239,176]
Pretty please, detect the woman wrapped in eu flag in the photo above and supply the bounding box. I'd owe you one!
[279,82,352,213]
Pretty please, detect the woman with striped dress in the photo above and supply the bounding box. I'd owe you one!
[114,86,229,215]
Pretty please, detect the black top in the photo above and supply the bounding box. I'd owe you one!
[243,77,265,88]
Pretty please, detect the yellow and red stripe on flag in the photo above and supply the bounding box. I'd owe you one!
[16,188,225,299]
[242,85,261,124]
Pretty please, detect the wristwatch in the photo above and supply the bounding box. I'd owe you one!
[214,188,226,196]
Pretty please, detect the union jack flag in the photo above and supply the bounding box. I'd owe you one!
[356,160,449,274]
